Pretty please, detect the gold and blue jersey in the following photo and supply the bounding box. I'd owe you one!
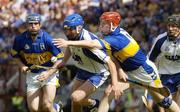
[98,27,153,73]
[11,30,64,73]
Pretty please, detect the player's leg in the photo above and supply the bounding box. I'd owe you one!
[173,74,180,107]
[42,85,57,112]
[26,73,43,112]
[142,89,154,112]
[71,79,85,112]
[172,84,180,108]
[27,89,42,112]
[159,74,180,111]
[71,80,97,112]
[175,87,180,107]
[98,81,130,112]
[98,84,114,112]
[128,61,180,112]
[142,75,179,111]
[148,87,179,112]
[41,74,59,112]
[71,70,109,112]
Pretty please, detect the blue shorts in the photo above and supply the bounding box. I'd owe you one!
[75,69,109,88]
[160,73,180,94]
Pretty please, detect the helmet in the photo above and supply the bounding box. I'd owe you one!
[26,13,41,23]
[100,12,121,27]
[63,14,84,29]
[167,14,180,26]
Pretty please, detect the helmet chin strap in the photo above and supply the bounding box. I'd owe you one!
[110,22,118,32]
[76,26,80,34]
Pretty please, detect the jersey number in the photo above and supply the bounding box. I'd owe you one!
[72,54,83,64]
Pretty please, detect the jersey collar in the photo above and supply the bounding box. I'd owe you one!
[109,27,120,35]
[26,29,43,39]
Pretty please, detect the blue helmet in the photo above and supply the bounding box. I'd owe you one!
[26,13,41,23]
[63,14,84,29]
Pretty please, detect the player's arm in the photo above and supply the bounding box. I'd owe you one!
[44,35,72,74]
[53,38,103,49]
[57,47,71,68]
[148,36,164,62]
[11,37,29,73]
[105,56,123,99]
[112,57,128,82]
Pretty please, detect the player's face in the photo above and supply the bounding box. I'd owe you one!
[27,22,41,34]
[167,23,180,38]
[99,20,111,36]
[64,27,79,40]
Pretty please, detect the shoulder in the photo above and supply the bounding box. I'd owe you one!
[41,30,52,38]
[40,30,53,42]
[154,32,168,45]
[14,31,28,42]
[81,29,99,40]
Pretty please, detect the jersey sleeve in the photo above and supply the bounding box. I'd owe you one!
[11,36,20,58]
[148,36,166,62]
[46,36,64,60]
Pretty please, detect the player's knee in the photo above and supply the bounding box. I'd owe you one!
[42,100,53,111]
[28,107,38,112]
[27,103,38,112]
[157,97,172,109]
[71,93,81,103]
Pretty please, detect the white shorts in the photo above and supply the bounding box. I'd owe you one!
[26,72,58,93]
[126,60,161,87]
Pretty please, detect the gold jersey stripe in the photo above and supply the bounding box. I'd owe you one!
[114,42,139,62]
[56,52,64,59]
[101,39,113,58]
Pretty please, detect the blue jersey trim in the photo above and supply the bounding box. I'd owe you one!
[82,48,105,64]
[149,36,167,62]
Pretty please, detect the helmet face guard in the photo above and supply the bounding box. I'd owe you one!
[26,13,41,36]
[167,14,180,27]
[63,14,84,30]
[63,14,84,40]
[99,12,121,35]
[167,14,180,38]
[26,13,41,24]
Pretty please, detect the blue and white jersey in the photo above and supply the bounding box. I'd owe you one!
[149,32,180,75]
[11,30,64,73]
[69,29,109,74]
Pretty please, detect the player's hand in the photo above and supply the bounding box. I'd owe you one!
[112,83,124,100]
[21,66,30,74]
[104,84,113,96]
[53,38,69,48]
[118,70,128,82]
[37,71,51,81]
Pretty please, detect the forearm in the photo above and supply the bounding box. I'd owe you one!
[57,47,71,68]
[68,40,102,49]
[106,57,118,85]
[112,57,127,81]
[48,60,62,74]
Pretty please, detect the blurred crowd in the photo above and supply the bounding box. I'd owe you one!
[0,0,179,112]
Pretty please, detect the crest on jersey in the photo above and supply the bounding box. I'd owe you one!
[24,44,30,49]
[40,43,46,50]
